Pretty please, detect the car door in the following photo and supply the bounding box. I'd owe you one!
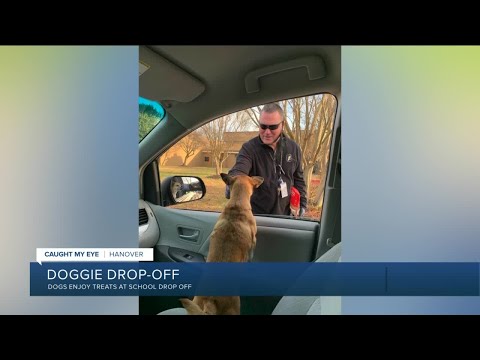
[139,109,341,315]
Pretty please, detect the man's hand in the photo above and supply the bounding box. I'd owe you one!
[298,207,305,217]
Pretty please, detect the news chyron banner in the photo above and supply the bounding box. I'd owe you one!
[30,249,480,296]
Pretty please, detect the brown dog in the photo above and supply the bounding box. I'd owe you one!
[180,173,264,315]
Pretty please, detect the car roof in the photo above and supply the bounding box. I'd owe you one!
[140,45,340,129]
[139,45,340,166]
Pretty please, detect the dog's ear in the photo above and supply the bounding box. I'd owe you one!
[220,173,233,185]
[251,176,264,188]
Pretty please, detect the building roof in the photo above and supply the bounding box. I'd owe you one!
[224,131,258,151]
[202,131,258,153]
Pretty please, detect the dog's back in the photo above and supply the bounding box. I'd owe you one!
[181,173,263,315]
[180,296,240,315]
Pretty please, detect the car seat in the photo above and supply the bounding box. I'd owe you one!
[159,242,342,315]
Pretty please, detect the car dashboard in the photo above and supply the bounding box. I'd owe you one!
[139,199,159,248]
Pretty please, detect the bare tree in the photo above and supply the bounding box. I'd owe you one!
[200,111,250,175]
[245,106,262,127]
[283,95,336,208]
[160,143,180,166]
[178,131,203,166]
[310,95,336,210]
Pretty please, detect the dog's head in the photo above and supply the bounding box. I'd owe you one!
[221,173,264,198]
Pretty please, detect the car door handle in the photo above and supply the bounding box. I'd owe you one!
[179,232,199,240]
[177,227,200,242]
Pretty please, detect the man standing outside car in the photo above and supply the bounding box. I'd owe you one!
[227,103,307,216]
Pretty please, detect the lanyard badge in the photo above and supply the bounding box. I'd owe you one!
[278,177,288,198]
[274,138,287,198]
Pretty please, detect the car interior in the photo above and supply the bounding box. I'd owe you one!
[138,45,341,315]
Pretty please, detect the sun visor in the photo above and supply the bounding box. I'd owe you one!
[139,46,205,103]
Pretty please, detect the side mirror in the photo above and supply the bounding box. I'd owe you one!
[161,176,206,206]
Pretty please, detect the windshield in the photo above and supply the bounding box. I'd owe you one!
[139,96,165,142]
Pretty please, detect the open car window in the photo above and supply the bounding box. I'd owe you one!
[158,93,337,221]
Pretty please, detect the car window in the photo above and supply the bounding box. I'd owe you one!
[139,96,165,142]
[158,93,337,220]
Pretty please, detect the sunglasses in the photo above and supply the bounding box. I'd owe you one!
[259,122,282,131]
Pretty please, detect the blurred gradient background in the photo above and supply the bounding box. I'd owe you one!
[0,46,138,314]
[343,46,480,314]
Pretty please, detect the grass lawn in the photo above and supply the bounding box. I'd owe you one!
[160,166,230,212]
[160,166,229,179]
[159,165,322,219]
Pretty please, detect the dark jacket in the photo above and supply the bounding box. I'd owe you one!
[228,134,307,215]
